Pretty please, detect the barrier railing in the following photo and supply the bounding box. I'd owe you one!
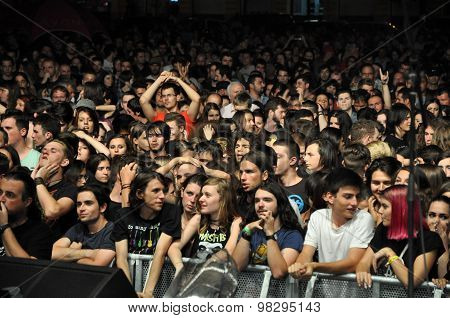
[127,254,449,298]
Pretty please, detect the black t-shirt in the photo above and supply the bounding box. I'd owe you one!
[283,179,309,214]
[105,201,122,222]
[111,203,181,255]
[384,134,407,150]
[46,181,78,238]
[0,218,55,260]
[370,224,445,279]
[64,221,115,251]
[193,224,231,261]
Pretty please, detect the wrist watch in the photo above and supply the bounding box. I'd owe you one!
[265,234,276,241]
[0,223,11,235]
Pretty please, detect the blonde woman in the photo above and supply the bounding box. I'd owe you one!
[366,140,394,161]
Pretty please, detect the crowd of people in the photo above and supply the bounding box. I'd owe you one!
[0,18,449,297]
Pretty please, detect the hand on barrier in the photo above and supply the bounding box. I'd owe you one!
[356,271,372,289]
[432,278,447,289]
[288,262,313,280]
[137,291,154,298]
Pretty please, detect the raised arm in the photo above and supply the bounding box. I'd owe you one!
[171,76,200,122]
[380,69,391,110]
[139,72,171,121]
[72,130,110,157]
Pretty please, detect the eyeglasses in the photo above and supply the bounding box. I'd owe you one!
[161,94,176,98]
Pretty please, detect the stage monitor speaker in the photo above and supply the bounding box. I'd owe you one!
[0,257,137,298]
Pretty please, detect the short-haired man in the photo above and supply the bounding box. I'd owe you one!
[165,112,186,141]
[247,72,267,104]
[221,82,260,118]
[0,170,54,259]
[336,89,357,123]
[264,97,288,132]
[32,140,78,238]
[52,186,115,266]
[32,114,60,151]
[1,110,40,171]
[139,71,200,136]
[288,168,374,278]
[342,143,371,179]
[368,95,384,112]
[349,120,380,145]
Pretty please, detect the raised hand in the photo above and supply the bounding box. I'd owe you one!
[379,69,389,84]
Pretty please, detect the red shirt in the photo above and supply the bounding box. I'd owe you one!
[152,111,194,136]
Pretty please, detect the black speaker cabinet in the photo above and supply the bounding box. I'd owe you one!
[0,257,137,298]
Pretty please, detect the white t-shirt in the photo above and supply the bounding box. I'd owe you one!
[304,208,374,263]
[220,103,260,119]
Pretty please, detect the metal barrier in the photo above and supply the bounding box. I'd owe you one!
[127,254,449,298]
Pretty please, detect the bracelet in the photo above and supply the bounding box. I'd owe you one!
[121,184,131,189]
[35,177,46,186]
[242,226,253,236]
[381,81,388,85]
[386,255,400,266]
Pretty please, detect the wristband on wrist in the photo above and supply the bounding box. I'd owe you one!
[386,255,400,266]
[0,223,11,235]
[241,230,252,242]
[121,184,131,189]
[265,234,276,241]
[242,226,253,236]
[35,177,45,186]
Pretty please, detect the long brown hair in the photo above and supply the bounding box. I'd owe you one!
[199,177,238,233]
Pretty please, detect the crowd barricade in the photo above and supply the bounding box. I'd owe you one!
[127,254,449,298]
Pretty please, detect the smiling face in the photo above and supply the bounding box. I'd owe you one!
[370,170,392,200]
[327,186,360,220]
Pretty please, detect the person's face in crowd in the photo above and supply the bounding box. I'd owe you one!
[255,63,265,76]
[104,74,114,87]
[108,137,127,158]
[135,52,146,65]
[77,191,105,224]
[424,126,434,146]
[82,73,96,84]
[327,186,360,220]
[368,96,383,112]
[265,83,274,97]
[71,57,82,71]
[395,169,409,185]
[414,113,423,130]
[251,77,265,95]
[149,63,161,76]
[121,61,132,72]
[59,64,71,79]
[337,92,352,112]
[320,68,330,81]
[242,113,255,133]
[392,72,404,87]
[40,141,69,168]
[254,115,264,134]
[426,102,440,117]
[161,87,179,110]
[199,185,221,216]
[0,178,31,218]
[398,115,411,132]
[139,179,166,212]
[360,66,374,81]
[214,69,224,82]
[181,182,202,215]
[229,83,244,103]
[330,72,342,85]
[272,105,287,125]
[255,189,278,218]
[95,160,111,184]
[15,98,26,112]
[52,89,67,103]
[0,86,9,103]
[277,70,289,85]
[77,111,94,134]
[378,195,392,227]
[77,168,88,187]
[1,60,13,77]
[273,145,293,176]
[370,170,392,200]
[134,130,149,152]
[14,74,28,89]
[207,109,220,122]
[353,99,367,112]
[147,129,166,153]
[437,92,449,106]
[240,160,267,192]
[1,117,25,146]
[221,55,233,67]
[304,143,322,172]
[427,200,449,235]
[77,141,90,163]
[42,61,56,78]
[166,121,184,141]
[316,94,329,110]
[376,113,387,130]
[325,84,337,96]
[176,163,198,189]
[196,151,213,165]
[196,54,206,66]
[329,116,340,129]
[32,124,49,147]
[235,138,250,162]
[438,157,450,178]
[121,94,135,114]
[206,94,221,106]
[208,64,217,80]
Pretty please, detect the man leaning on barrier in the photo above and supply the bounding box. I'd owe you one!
[288,168,374,280]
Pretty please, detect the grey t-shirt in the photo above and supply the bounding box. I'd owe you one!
[64,221,115,251]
